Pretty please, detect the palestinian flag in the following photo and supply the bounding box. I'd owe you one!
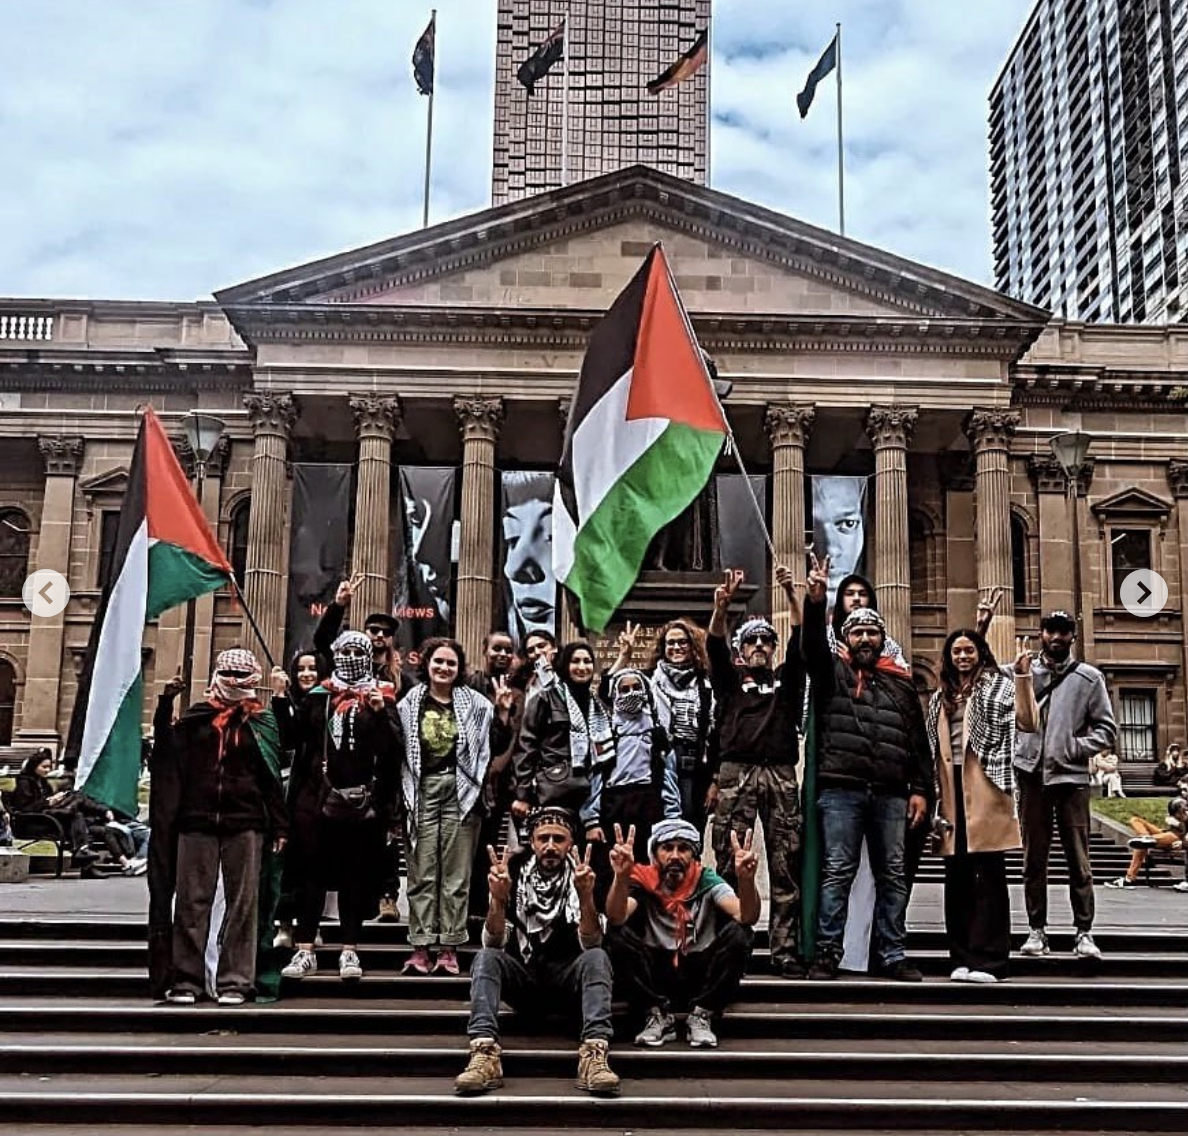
[67,408,232,816]
[517,20,565,95]
[412,12,435,96]
[553,244,727,632]
[647,28,709,95]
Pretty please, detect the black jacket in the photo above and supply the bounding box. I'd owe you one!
[314,603,410,691]
[804,595,932,798]
[706,628,803,769]
[9,773,50,813]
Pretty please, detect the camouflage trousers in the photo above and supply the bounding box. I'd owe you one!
[711,762,802,966]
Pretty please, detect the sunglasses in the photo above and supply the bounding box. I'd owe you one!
[742,633,775,646]
[665,638,691,648]
[365,626,393,637]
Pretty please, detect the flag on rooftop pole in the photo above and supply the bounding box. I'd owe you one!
[646,27,709,94]
[796,31,838,118]
[412,11,436,95]
[66,408,233,816]
[553,244,728,633]
[517,20,565,95]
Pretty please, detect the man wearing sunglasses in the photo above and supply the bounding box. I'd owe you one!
[706,565,807,979]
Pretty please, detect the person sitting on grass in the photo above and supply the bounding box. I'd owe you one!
[1106,798,1188,889]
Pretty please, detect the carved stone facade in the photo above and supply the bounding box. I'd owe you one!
[0,165,1185,758]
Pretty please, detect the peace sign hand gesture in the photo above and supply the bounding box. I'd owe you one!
[731,828,759,882]
[492,675,516,717]
[616,620,639,657]
[805,553,831,603]
[714,569,745,611]
[335,572,366,607]
[573,844,596,897]
[487,843,513,905]
[1014,636,1034,676]
[609,823,637,879]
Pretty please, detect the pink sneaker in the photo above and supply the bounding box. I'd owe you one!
[402,947,432,975]
[434,947,460,975]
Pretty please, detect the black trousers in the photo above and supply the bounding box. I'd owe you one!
[606,920,752,1016]
[1017,769,1095,932]
[944,850,1010,977]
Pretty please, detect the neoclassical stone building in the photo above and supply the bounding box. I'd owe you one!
[1,166,1185,758]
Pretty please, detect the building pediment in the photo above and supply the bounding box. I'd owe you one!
[216,166,1047,341]
[1090,486,1174,525]
[78,467,128,498]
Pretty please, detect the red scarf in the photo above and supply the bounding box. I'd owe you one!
[207,698,265,762]
[325,680,396,719]
[836,648,910,697]
[631,861,704,964]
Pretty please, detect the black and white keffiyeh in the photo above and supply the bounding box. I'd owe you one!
[514,856,581,963]
[927,669,1017,795]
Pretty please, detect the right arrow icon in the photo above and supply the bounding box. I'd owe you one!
[1121,569,1167,618]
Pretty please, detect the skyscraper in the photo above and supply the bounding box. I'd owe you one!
[990,0,1188,323]
[492,0,710,205]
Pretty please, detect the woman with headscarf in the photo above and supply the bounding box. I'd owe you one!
[927,629,1036,983]
[398,637,515,975]
[282,630,402,984]
[511,641,615,841]
[161,648,287,1005]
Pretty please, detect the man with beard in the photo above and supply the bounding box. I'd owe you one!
[705,565,805,978]
[1014,611,1116,962]
[606,818,756,1049]
[803,554,932,982]
[454,806,619,1098]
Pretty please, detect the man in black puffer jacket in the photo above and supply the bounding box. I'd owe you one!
[803,555,932,982]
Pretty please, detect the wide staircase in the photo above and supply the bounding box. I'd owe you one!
[1,908,1186,1133]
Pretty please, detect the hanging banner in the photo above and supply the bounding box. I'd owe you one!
[500,470,557,650]
[715,474,768,616]
[395,466,456,651]
[285,463,355,662]
[810,474,870,611]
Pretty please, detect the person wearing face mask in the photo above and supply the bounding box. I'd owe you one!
[1012,610,1116,963]
[928,629,1037,983]
[802,555,932,983]
[282,631,402,985]
[586,668,681,869]
[706,565,806,979]
[313,573,409,692]
[159,649,288,1005]
[398,638,515,976]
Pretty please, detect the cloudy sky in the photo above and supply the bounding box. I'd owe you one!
[3,0,1034,302]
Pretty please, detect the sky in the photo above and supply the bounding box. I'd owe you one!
[1,0,1035,302]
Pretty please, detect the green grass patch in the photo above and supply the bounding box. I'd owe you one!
[1091,797,1171,827]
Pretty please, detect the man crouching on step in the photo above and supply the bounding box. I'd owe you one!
[455,805,620,1097]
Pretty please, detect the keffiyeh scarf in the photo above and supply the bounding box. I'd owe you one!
[515,856,581,963]
[561,682,615,770]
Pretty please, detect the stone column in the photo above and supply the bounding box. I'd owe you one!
[454,396,503,665]
[764,403,814,643]
[865,406,917,659]
[17,437,84,749]
[1030,453,1096,648]
[1168,460,1188,734]
[241,393,296,667]
[966,409,1020,663]
[350,395,402,623]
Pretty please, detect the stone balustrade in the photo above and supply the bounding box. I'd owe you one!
[0,314,54,341]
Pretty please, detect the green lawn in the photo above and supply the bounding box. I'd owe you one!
[1091,796,1171,827]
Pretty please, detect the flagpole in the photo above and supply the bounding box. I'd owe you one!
[422,9,436,228]
[229,579,278,672]
[560,9,570,187]
[835,22,845,236]
[705,17,713,186]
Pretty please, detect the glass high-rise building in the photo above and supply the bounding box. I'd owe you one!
[492,0,710,205]
[990,0,1188,322]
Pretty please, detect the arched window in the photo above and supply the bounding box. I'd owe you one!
[1011,512,1030,605]
[227,499,250,588]
[0,658,15,745]
[0,509,31,597]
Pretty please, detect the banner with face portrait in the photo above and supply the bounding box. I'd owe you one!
[810,475,870,611]
[499,470,557,650]
[285,463,355,662]
[394,466,456,652]
[715,474,768,616]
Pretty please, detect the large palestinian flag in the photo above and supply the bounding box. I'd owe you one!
[553,243,727,632]
[67,408,232,816]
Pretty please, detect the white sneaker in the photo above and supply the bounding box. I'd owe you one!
[1019,929,1049,956]
[273,924,294,950]
[1105,876,1136,889]
[949,966,971,982]
[339,949,364,980]
[217,991,246,1005]
[1173,881,1188,893]
[965,970,1000,983]
[1073,931,1103,961]
[165,989,197,1004]
[281,948,317,979]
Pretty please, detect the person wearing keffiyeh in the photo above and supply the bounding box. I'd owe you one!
[605,817,757,1050]
[157,648,288,1006]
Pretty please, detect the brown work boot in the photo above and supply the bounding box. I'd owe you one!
[575,1038,620,1096]
[454,1038,503,1095]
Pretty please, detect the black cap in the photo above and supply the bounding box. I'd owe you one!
[1040,610,1077,633]
[363,612,399,634]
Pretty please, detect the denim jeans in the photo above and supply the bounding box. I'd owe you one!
[816,787,909,967]
[467,946,614,1044]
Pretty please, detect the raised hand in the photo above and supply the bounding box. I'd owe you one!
[731,827,758,882]
[976,586,1004,634]
[270,666,290,698]
[162,669,185,699]
[609,822,637,879]
[1014,636,1034,676]
[367,687,386,711]
[335,572,366,607]
[713,569,745,610]
[573,844,596,896]
[805,552,831,603]
[492,674,516,717]
[487,843,513,905]
[616,620,639,656]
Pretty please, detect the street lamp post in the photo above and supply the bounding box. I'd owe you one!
[180,413,225,699]
[1049,431,1093,630]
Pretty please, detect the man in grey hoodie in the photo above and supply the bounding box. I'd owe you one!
[1014,610,1116,961]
